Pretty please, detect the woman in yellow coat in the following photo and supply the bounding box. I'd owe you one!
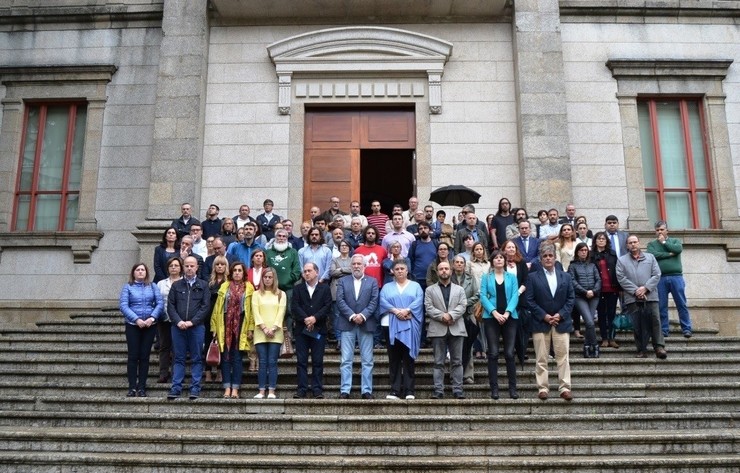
[251,267,287,399]
[210,261,254,399]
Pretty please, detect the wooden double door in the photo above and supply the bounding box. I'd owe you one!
[304,109,416,216]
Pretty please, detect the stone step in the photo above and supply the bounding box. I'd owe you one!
[0,365,735,386]
[0,426,736,457]
[2,381,738,399]
[1,406,736,432]
[3,395,737,416]
[0,451,737,473]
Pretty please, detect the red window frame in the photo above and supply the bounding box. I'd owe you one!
[640,97,716,229]
[11,102,85,231]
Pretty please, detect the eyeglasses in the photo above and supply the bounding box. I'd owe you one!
[541,254,555,258]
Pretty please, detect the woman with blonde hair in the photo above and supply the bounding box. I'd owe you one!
[205,255,229,384]
[210,261,254,399]
[251,267,286,399]
[555,223,577,271]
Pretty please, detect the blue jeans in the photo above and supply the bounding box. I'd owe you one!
[340,326,375,395]
[170,324,205,396]
[658,275,692,334]
[294,330,327,396]
[255,342,281,390]
[220,345,244,389]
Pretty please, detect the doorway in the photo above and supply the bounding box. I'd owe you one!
[360,149,414,215]
[304,108,415,218]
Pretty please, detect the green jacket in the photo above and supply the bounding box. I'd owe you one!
[646,237,684,276]
[265,247,302,291]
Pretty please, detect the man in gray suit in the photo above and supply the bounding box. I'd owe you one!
[424,261,468,399]
[336,255,380,399]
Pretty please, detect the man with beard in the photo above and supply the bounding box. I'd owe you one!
[491,197,514,251]
[538,208,562,241]
[298,226,333,284]
[281,219,304,250]
[336,255,380,399]
[408,222,437,293]
[226,221,263,268]
[266,229,302,330]
[367,200,389,242]
[425,261,468,399]
[353,225,387,289]
[201,204,222,239]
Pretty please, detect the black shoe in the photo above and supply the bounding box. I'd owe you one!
[127,389,137,398]
[454,392,466,400]
[313,392,324,399]
[293,392,306,399]
[166,391,179,400]
[137,389,147,398]
[490,386,499,400]
[188,394,199,400]
[157,375,169,383]
[339,392,349,399]
[430,392,444,399]
[509,388,519,400]
[361,392,374,400]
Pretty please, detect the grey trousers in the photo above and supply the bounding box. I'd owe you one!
[431,333,465,395]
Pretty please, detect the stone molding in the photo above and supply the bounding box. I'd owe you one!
[267,26,452,115]
[560,0,740,20]
[0,231,103,264]
[606,58,739,239]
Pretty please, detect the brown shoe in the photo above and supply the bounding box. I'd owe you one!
[574,331,584,339]
[600,340,609,348]
[655,347,667,359]
[608,340,620,349]
[538,391,548,401]
[560,390,573,401]
[634,352,647,358]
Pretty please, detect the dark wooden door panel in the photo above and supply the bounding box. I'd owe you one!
[305,112,359,149]
[360,111,415,148]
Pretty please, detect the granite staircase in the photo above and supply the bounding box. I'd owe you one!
[0,310,738,472]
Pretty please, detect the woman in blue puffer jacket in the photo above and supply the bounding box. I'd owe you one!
[119,263,164,397]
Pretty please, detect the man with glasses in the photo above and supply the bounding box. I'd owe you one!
[526,244,575,401]
[617,234,666,359]
[203,237,237,282]
[319,196,346,225]
[281,219,304,250]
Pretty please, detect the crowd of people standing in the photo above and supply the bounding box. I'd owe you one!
[118,196,693,401]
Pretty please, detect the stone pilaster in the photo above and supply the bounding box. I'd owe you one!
[145,0,209,223]
[512,0,572,212]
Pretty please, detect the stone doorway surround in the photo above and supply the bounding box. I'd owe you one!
[266,26,453,222]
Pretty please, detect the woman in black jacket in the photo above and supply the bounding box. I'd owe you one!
[568,242,601,358]
[591,232,621,349]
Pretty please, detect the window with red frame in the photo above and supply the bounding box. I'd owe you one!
[13,103,87,231]
[638,98,715,229]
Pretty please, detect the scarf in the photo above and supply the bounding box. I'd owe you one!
[224,281,245,355]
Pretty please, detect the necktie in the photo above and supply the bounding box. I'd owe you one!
[523,237,528,253]
[610,233,617,252]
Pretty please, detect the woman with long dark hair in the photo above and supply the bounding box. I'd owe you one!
[591,231,621,348]
[155,256,182,383]
[153,227,179,283]
[210,261,254,399]
[569,242,602,358]
[119,263,164,397]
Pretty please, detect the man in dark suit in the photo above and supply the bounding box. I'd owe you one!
[514,220,539,265]
[336,255,380,399]
[202,237,238,282]
[291,262,332,399]
[526,244,576,401]
[605,214,629,257]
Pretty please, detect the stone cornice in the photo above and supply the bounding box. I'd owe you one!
[0,65,118,86]
[560,0,740,18]
[0,2,164,27]
[0,231,104,264]
[627,229,740,262]
[606,59,733,80]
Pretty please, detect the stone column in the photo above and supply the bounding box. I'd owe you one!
[512,0,572,212]
[135,0,210,263]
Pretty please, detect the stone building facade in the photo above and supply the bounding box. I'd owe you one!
[0,0,738,334]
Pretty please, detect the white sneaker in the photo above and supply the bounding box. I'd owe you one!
[267,393,276,399]
[386,394,399,400]
[253,393,264,399]
[405,395,415,400]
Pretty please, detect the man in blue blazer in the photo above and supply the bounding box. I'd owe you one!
[514,220,540,264]
[291,262,333,399]
[336,255,380,399]
[525,244,576,401]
